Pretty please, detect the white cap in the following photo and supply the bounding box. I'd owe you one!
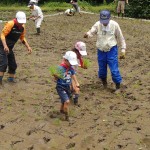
[63,51,78,66]
[30,0,37,3]
[75,41,87,56]
[16,11,26,24]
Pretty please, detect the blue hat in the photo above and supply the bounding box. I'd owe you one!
[100,10,111,24]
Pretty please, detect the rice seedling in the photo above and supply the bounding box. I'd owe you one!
[83,58,91,69]
[49,65,64,79]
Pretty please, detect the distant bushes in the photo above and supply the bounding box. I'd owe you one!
[125,0,150,19]
[0,0,149,19]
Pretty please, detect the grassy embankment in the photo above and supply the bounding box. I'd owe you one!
[0,1,116,14]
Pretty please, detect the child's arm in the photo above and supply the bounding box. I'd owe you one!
[72,74,80,88]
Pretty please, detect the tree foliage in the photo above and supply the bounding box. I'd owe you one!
[125,0,150,19]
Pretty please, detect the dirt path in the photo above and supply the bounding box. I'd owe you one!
[0,12,150,150]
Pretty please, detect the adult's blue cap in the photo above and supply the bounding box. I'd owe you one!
[100,10,111,24]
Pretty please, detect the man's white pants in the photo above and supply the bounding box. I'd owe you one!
[35,17,43,28]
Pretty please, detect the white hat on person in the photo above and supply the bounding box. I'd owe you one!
[29,0,37,3]
[63,51,78,66]
[16,11,26,23]
[75,41,87,56]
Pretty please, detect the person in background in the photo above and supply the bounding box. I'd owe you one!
[115,0,129,17]
[64,8,75,16]
[71,41,87,105]
[27,2,43,35]
[0,11,32,85]
[53,51,79,121]
[70,0,81,15]
[84,10,126,93]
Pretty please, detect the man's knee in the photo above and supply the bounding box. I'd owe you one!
[0,65,7,72]
[8,64,17,74]
[0,61,7,72]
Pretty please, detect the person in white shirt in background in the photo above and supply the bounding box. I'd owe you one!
[27,2,43,35]
[64,8,75,16]
[84,10,126,93]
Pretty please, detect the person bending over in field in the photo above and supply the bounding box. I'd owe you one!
[27,2,43,35]
[0,11,32,85]
[71,41,87,105]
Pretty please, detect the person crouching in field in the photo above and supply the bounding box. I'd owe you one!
[64,8,75,16]
[71,41,87,105]
[27,2,43,35]
[53,51,79,121]
[0,11,32,85]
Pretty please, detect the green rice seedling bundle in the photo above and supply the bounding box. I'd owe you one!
[83,58,91,69]
[49,65,64,79]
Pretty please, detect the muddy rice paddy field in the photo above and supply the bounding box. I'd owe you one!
[0,11,150,150]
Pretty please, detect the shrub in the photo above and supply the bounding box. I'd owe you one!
[125,0,150,19]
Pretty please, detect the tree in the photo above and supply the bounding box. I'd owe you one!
[125,0,150,19]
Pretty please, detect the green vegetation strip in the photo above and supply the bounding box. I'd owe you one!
[0,2,116,14]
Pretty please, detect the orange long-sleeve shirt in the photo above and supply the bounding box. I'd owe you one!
[0,19,27,48]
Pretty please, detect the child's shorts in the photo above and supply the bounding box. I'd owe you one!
[56,85,71,104]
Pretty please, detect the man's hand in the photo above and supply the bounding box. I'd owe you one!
[27,46,32,54]
[29,17,36,21]
[120,52,125,59]
[84,33,88,38]
[4,45,9,54]
[33,17,37,21]
[126,0,129,4]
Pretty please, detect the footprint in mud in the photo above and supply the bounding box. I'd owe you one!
[69,133,78,139]
[0,124,5,130]
[43,137,51,143]
[114,120,124,127]
[48,111,63,119]
[45,111,68,122]
[66,142,76,149]
[28,145,34,150]
[11,140,24,147]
